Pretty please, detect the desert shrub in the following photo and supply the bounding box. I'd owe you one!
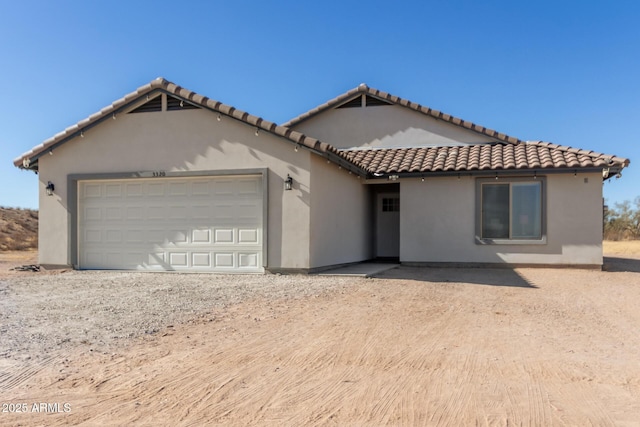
[604,197,640,241]
[0,207,38,251]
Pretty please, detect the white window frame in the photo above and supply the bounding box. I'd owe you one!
[475,176,547,245]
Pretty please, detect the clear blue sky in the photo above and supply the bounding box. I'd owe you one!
[1,0,638,209]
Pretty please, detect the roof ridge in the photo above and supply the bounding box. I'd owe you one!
[282,84,523,145]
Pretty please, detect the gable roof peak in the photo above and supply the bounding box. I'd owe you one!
[283,84,524,145]
[13,78,341,171]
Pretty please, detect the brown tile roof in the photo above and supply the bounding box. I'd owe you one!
[14,78,333,170]
[283,83,523,144]
[14,79,629,180]
[334,141,630,177]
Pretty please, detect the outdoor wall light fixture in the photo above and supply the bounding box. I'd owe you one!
[284,174,293,191]
[45,181,55,196]
[388,174,399,181]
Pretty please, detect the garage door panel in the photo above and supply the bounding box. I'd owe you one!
[238,252,259,268]
[214,252,234,268]
[125,183,143,197]
[85,252,102,265]
[214,180,234,195]
[191,181,210,196]
[105,207,122,220]
[126,207,144,220]
[147,183,165,196]
[168,252,188,267]
[148,230,166,243]
[214,228,234,243]
[147,207,165,220]
[125,230,144,243]
[168,182,188,196]
[84,184,102,198]
[106,230,122,243]
[170,230,188,244]
[106,252,124,266]
[213,203,234,220]
[237,179,260,195]
[84,207,102,221]
[192,205,210,219]
[79,175,263,272]
[84,229,102,243]
[192,229,211,243]
[148,252,166,266]
[192,252,211,267]
[238,228,259,244]
[169,206,186,219]
[105,184,122,198]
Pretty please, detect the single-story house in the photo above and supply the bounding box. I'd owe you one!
[14,78,630,272]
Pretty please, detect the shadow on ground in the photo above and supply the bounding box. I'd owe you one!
[604,256,640,273]
[374,266,536,288]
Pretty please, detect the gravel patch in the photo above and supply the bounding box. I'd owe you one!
[0,271,364,361]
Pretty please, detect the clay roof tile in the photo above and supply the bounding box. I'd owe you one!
[503,144,516,169]
[334,141,629,177]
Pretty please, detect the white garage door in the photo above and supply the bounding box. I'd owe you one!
[78,175,263,272]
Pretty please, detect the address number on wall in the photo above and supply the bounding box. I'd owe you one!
[152,171,166,177]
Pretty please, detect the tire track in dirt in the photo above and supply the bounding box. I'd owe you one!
[0,354,60,392]
[521,361,552,427]
[546,363,618,426]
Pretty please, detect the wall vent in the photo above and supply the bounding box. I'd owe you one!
[336,94,392,109]
[365,95,392,107]
[167,95,200,111]
[336,96,363,109]
[129,95,162,113]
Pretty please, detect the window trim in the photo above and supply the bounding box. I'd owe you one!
[475,176,547,245]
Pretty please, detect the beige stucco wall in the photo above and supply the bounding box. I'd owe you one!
[309,156,372,268]
[290,104,498,149]
[400,172,604,265]
[37,108,312,269]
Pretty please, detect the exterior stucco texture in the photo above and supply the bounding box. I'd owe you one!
[400,173,603,266]
[38,109,312,269]
[19,79,627,271]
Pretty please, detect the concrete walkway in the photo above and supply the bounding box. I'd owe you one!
[316,263,399,278]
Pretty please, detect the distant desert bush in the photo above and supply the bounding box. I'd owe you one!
[604,197,640,241]
[0,207,38,251]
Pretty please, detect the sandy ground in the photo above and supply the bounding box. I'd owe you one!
[1,247,640,425]
[603,240,640,256]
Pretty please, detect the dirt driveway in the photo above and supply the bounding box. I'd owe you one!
[1,253,640,425]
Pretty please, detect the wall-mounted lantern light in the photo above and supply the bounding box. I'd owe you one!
[46,181,55,196]
[284,174,293,191]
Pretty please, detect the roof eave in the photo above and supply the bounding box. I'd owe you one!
[363,166,617,182]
